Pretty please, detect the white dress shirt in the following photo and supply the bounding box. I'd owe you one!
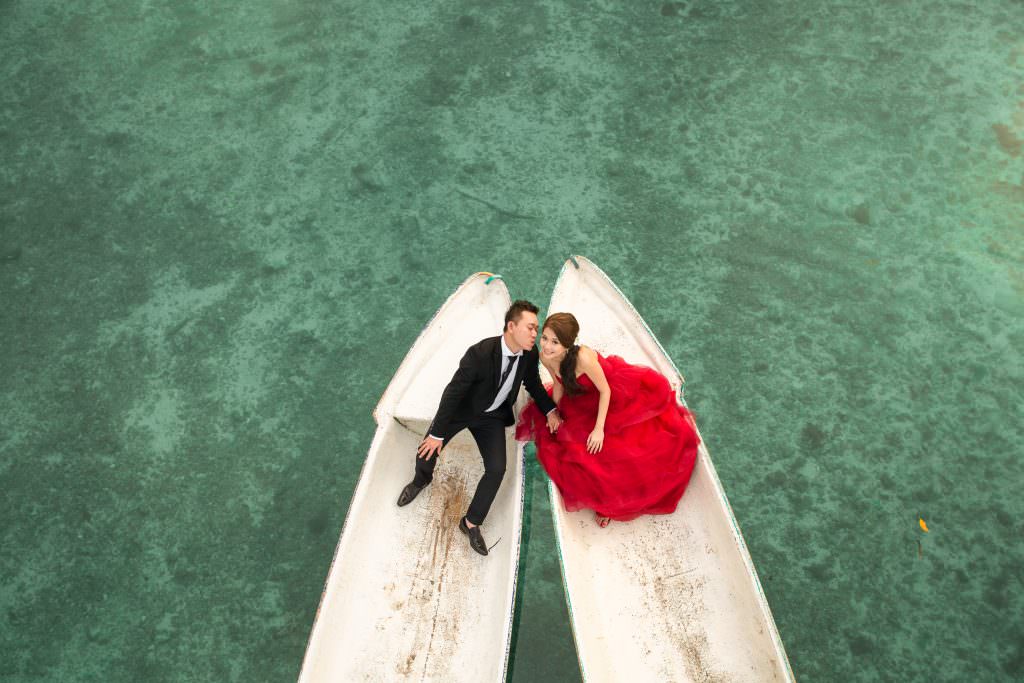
[484,336,522,413]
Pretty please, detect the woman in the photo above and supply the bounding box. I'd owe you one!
[516,313,700,526]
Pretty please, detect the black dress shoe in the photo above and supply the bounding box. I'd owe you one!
[459,517,488,556]
[397,481,426,507]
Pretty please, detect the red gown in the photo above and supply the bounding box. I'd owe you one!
[516,354,700,521]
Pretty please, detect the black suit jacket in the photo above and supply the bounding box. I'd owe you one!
[430,336,557,438]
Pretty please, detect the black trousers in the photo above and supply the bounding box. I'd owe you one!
[413,411,508,526]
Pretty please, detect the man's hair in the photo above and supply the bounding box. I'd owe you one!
[504,299,539,330]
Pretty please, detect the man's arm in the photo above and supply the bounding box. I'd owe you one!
[428,345,480,440]
[522,351,557,416]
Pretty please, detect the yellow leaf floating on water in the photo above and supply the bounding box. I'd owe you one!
[919,518,929,533]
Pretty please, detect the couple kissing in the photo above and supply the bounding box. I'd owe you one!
[396,299,700,556]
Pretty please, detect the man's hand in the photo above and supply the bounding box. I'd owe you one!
[546,410,563,434]
[417,436,444,460]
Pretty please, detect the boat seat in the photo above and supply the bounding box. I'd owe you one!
[390,390,529,451]
[391,416,477,449]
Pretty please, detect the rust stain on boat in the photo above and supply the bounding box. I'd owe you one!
[629,517,730,683]
[396,653,416,676]
[394,466,474,680]
[624,514,785,682]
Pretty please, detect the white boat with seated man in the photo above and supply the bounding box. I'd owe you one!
[543,256,795,682]
[298,272,527,682]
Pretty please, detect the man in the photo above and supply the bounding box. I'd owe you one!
[397,300,562,555]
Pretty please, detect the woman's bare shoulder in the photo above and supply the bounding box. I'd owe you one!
[577,345,599,364]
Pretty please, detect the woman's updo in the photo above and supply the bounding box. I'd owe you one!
[543,313,585,396]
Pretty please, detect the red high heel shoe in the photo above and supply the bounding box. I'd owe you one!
[596,513,611,528]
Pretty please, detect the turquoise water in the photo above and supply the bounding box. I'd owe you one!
[1,1,1022,681]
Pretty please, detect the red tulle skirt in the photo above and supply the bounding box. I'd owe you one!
[516,354,700,521]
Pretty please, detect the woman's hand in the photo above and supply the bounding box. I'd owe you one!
[587,428,604,453]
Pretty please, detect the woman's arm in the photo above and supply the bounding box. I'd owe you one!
[578,347,610,452]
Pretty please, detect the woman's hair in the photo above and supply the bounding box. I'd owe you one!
[543,313,584,395]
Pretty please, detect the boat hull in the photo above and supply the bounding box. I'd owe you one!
[299,273,523,682]
[545,256,794,682]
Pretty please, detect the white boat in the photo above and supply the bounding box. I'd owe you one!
[543,256,795,682]
[298,272,527,683]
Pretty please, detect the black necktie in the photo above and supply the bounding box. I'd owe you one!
[496,355,519,396]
